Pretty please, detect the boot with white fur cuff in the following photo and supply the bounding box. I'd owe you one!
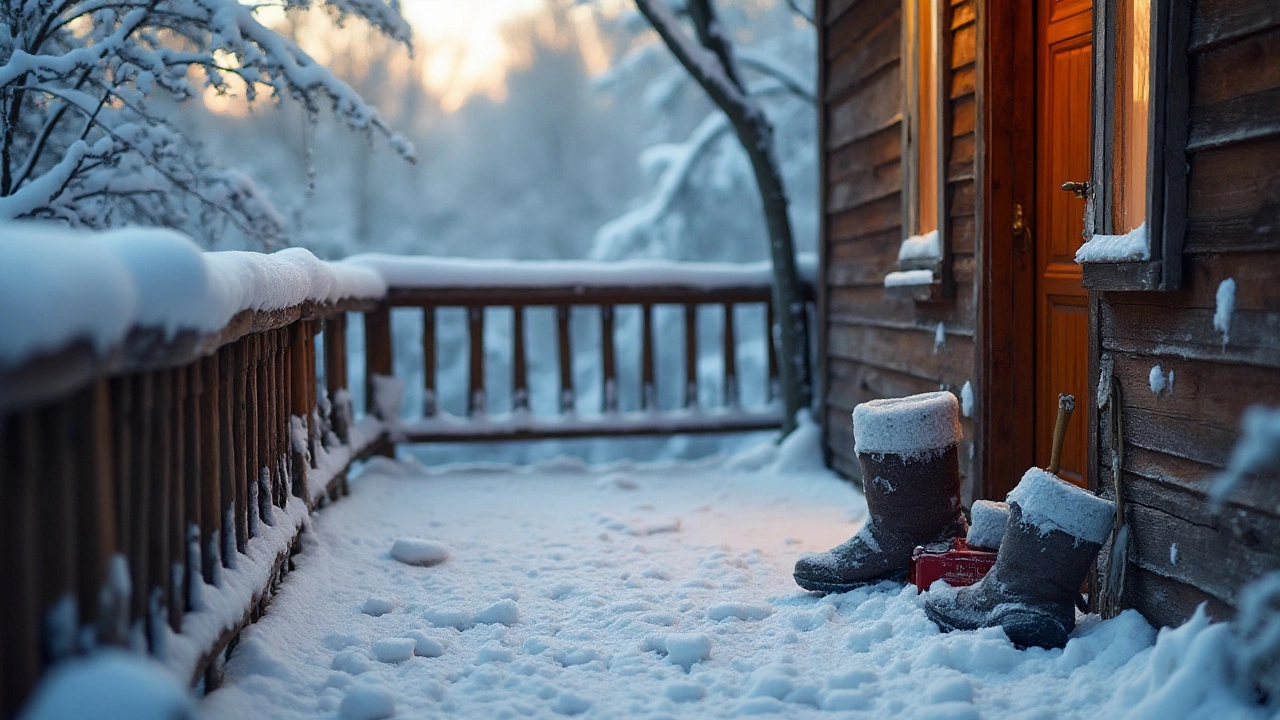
[924,468,1115,649]
[965,500,1010,550]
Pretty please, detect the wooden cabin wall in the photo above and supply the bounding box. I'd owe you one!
[819,0,981,503]
[1096,0,1280,628]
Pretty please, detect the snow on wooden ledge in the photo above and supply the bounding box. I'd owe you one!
[0,223,385,368]
[897,230,941,264]
[343,253,818,290]
[883,269,936,287]
[1074,222,1150,263]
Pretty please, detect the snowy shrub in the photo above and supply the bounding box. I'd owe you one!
[0,0,414,243]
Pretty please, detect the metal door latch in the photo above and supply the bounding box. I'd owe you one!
[1061,181,1090,199]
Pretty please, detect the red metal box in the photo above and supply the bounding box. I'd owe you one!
[909,538,998,592]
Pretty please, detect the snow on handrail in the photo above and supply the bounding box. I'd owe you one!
[343,252,818,291]
[0,224,384,368]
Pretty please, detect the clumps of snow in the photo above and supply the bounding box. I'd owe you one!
[406,631,446,658]
[371,638,416,664]
[17,651,193,720]
[0,224,386,368]
[474,599,520,626]
[370,375,405,424]
[899,230,942,263]
[966,500,1010,550]
[595,473,640,491]
[551,691,592,715]
[960,381,974,418]
[663,680,707,702]
[934,322,946,353]
[663,633,712,670]
[853,391,962,457]
[1236,571,1280,705]
[1008,468,1115,543]
[1210,405,1280,506]
[339,684,395,720]
[390,538,449,567]
[1149,365,1174,395]
[1074,222,1150,263]
[883,269,935,287]
[706,602,773,622]
[1214,278,1236,345]
[360,597,396,617]
[598,514,683,536]
[1169,543,1179,566]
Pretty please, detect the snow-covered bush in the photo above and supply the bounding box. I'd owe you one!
[0,0,414,245]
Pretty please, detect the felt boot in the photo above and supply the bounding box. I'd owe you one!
[794,391,967,593]
[924,467,1115,649]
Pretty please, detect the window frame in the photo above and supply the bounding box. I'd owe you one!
[887,0,951,300]
[1082,0,1190,291]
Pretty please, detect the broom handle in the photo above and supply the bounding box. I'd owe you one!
[1048,393,1075,475]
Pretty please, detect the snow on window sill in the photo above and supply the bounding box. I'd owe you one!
[897,230,941,266]
[884,269,936,288]
[1074,222,1149,264]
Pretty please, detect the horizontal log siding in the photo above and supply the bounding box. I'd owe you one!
[820,0,980,504]
[1095,0,1280,626]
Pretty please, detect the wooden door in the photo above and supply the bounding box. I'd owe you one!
[1034,0,1091,486]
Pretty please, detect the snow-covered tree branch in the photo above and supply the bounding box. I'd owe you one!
[632,0,813,434]
[0,0,415,244]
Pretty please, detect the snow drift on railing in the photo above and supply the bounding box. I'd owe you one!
[343,252,818,290]
[0,224,385,367]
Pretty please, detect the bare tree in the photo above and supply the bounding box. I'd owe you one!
[632,0,811,433]
[0,0,415,245]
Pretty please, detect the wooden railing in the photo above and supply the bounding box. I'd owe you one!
[0,249,811,717]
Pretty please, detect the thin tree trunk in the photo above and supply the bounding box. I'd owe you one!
[633,0,812,433]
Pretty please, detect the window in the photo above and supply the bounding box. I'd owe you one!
[1076,0,1189,291]
[886,0,950,296]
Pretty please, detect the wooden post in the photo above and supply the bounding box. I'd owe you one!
[421,308,437,417]
[468,306,485,417]
[325,314,351,441]
[290,322,311,503]
[723,303,737,408]
[558,305,574,414]
[363,305,392,418]
[218,346,238,567]
[262,332,276,508]
[111,376,133,587]
[245,335,261,536]
[38,400,79,659]
[201,354,222,586]
[601,305,617,413]
[684,304,699,409]
[183,364,202,613]
[148,369,172,646]
[642,304,656,411]
[512,306,528,413]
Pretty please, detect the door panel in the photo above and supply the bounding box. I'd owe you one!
[1035,0,1091,486]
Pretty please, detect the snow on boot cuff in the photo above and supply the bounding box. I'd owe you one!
[1006,468,1114,545]
[853,391,962,460]
[966,500,1010,550]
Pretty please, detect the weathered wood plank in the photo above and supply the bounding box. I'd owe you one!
[826,10,900,102]
[952,94,975,137]
[1114,444,1280,523]
[950,64,976,100]
[828,125,901,183]
[828,160,903,215]
[1189,0,1280,53]
[952,22,976,68]
[1185,137,1280,251]
[1122,565,1235,628]
[828,193,903,241]
[825,0,898,60]
[826,229,901,287]
[1099,302,1280,369]
[827,322,976,382]
[828,63,902,149]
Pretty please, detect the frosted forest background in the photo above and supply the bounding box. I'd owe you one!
[180,0,819,465]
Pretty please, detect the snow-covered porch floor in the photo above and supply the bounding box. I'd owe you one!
[199,434,1259,720]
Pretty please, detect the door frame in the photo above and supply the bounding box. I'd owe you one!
[977,0,1040,500]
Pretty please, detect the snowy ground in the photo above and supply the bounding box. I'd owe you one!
[199,431,1265,720]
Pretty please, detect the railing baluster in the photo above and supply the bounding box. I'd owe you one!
[684,304,698,409]
[245,335,260,539]
[232,340,250,550]
[201,355,222,588]
[325,314,350,442]
[183,363,202,612]
[642,304,655,411]
[36,401,77,659]
[468,306,485,416]
[3,412,41,709]
[148,368,172,644]
[263,332,277,507]
[601,305,617,413]
[85,379,119,642]
[723,303,737,408]
[363,305,392,419]
[218,347,237,568]
[110,376,133,608]
[557,305,574,413]
[766,301,778,403]
[131,374,154,624]
[512,306,528,413]
[422,307,437,417]
[170,366,187,629]
[289,322,311,503]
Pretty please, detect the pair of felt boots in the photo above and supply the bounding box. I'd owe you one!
[793,391,1116,649]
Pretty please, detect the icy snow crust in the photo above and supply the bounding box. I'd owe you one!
[852,391,962,457]
[1008,468,1115,544]
[0,224,385,367]
[1074,222,1150,263]
[199,440,1261,719]
[966,500,1010,550]
[897,230,941,263]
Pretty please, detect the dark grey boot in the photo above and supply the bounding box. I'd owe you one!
[924,468,1115,649]
[794,392,966,593]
